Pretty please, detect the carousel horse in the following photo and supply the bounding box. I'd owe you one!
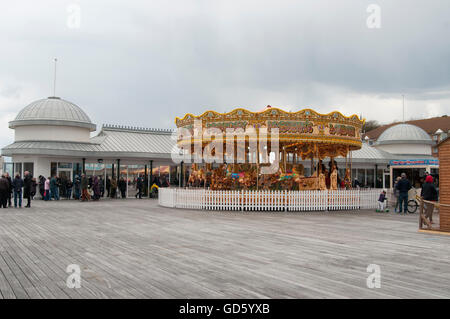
[330,166,338,190]
[188,164,199,187]
[344,168,352,189]
[319,171,327,191]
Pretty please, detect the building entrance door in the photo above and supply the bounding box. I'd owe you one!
[383,172,390,189]
[58,169,72,181]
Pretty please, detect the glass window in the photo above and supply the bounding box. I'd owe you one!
[376,169,383,188]
[128,164,146,197]
[4,162,13,176]
[58,162,73,169]
[117,165,128,198]
[351,169,357,182]
[357,169,365,187]
[73,163,82,179]
[366,169,374,188]
[159,166,170,187]
[170,166,178,186]
[51,162,57,177]
[105,164,112,181]
[23,162,34,177]
[14,163,23,177]
[152,167,160,177]
[384,173,390,189]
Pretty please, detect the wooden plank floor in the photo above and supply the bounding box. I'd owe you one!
[0,198,449,299]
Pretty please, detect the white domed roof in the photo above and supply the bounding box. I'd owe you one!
[9,97,96,131]
[376,123,432,145]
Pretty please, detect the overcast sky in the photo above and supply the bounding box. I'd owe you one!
[1,0,449,147]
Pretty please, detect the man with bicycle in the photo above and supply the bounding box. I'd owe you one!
[396,173,412,215]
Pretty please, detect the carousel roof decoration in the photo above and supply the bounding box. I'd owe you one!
[175,106,365,155]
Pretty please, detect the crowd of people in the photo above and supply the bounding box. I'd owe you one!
[0,171,36,208]
[0,171,170,208]
[376,172,438,224]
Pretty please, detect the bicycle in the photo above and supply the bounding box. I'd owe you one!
[407,188,419,214]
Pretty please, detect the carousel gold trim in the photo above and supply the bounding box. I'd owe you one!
[176,106,363,191]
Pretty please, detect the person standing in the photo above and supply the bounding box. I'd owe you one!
[377,190,387,212]
[93,176,100,200]
[60,176,67,199]
[135,174,143,199]
[31,177,37,199]
[118,177,127,199]
[81,174,89,201]
[421,175,438,224]
[393,176,401,213]
[0,174,9,208]
[395,173,412,215]
[50,175,59,200]
[5,172,12,207]
[23,171,32,208]
[38,175,45,200]
[106,176,111,198]
[73,175,81,200]
[44,177,51,201]
[99,176,105,197]
[66,178,73,199]
[110,178,117,199]
[12,173,24,208]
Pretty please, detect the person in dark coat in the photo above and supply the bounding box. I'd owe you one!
[118,177,127,199]
[50,176,59,200]
[60,176,67,199]
[5,172,12,207]
[12,173,24,208]
[23,171,32,208]
[66,179,73,199]
[31,177,37,199]
[421,175,438,223]
[38,175,45,200]
[110,178,117,199]
[81,174,90,201]
[135,175,143,199]
[73,175,81,200]
[99,177,105,197]
[93,176,100,200]
[106,177,111,197]
[395,173,412,214]
[0,174,9,208]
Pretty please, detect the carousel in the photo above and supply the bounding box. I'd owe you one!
[175,106,364,191]
[159,106,376,211]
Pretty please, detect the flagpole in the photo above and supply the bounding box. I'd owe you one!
[53,57,58,96]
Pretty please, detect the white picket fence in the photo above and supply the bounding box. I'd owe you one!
[159,188,381,211]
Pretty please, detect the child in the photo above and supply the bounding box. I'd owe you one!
[377,190,387,212]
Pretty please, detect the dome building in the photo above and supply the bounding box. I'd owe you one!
[374,123,433,155]
[371,123,438,188]
[2,96,177,197]
[9,97,96,143]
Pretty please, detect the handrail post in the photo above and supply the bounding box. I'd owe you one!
[419,196,424,229]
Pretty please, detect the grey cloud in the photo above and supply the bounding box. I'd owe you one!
[0,0,449,148]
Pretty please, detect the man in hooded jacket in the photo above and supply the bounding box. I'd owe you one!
[421,175,438,224]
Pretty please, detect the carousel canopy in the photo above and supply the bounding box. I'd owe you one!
[175,107,365,159]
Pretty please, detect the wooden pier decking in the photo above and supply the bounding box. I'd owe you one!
[0,199,449,298]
